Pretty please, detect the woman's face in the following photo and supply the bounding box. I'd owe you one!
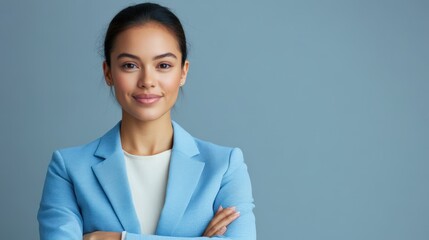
[103,22,189,123]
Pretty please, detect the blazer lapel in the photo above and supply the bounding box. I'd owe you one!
[91,122,141,234]
[156,121,205,236]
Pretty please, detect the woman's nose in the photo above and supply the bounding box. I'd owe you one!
[138,69,155,88]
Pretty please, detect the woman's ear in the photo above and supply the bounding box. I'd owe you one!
[103,61,113,86]
[180,60,190,86]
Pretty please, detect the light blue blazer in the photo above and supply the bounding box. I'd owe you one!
[38,121,256,239]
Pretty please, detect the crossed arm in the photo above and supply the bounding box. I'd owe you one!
[38,148,256,240]
[84,206,239,240]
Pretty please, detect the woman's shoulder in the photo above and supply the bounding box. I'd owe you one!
[54,122,121,160]
[193,137,237,154]
[46,137,103,177]
[55,138,101,158]
[172,121,244,161]
[50,140,101,172]
[192,137,244,166]
[191,137,247,181]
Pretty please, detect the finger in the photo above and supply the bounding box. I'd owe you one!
[208,226,227,237]
[208,207,236,229]
[204,210,240,236]
[203,206,236,236]
[205,226,226,237]
[83,232,92,240]
[216,226,227,236]
[214,211,240,229]
[216,205,223,213]
[207,211,240,236]
[83,233,91,240]
[207,207,236,229]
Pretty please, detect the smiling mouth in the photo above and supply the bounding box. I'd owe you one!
[133,94,162,104]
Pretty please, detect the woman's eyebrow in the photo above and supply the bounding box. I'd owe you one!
[117,53,140,60]
[153,52,177,60]
[116,52,177,61]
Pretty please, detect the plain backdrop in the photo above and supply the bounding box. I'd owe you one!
[1,0,428,239]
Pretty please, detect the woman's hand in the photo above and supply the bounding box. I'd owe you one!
[83,231,121,240]
[203,206,240,237]
[82,206,239,239]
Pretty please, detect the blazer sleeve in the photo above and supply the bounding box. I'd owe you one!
[124,148,257,240]
[37,150,83,240]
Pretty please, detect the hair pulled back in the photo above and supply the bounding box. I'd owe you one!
[104,3,187,66]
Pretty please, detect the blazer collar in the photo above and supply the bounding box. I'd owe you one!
[92,121,205,235]
[92,121,140,233]
[94,121,122,159]
[94,121,200,158]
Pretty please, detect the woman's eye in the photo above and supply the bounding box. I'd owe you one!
[122,63,138,70]
[158,63,171,69]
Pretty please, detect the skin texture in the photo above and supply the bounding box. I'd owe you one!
[84,231,122,240]
[84,22,239,239]
[203,206,241,237]
[103,22,189,156]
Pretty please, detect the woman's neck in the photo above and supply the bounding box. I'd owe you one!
[120,112,174,156]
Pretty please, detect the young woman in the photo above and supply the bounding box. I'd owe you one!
[38,3,256,240]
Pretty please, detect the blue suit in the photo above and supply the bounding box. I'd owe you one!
[38,121,256,239]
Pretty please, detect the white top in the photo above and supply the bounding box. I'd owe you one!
[124,149,172,235]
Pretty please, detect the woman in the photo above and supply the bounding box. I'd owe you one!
[38,3,256,240]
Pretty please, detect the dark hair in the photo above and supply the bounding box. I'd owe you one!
[104,2,187,66]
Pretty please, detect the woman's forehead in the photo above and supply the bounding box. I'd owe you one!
[111,23,181,58]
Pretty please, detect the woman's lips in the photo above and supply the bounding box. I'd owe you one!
[133,94,162,104]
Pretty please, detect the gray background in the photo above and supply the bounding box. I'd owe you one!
[1,0,428,239]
